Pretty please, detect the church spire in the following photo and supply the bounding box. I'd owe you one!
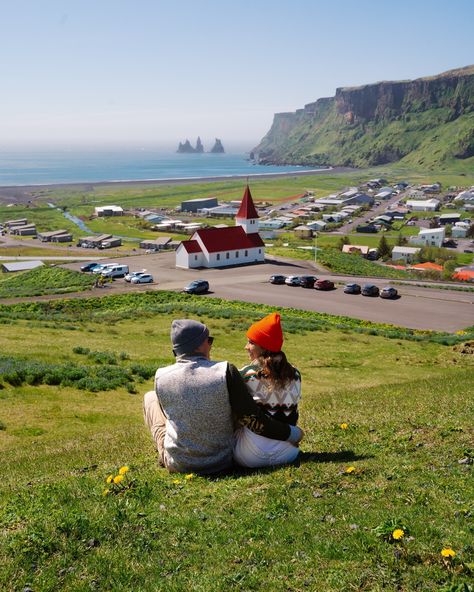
[236,185,259,220]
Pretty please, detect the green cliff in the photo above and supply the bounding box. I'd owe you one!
[254,65,474,170]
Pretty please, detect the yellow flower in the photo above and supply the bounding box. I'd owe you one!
[102,488,110,496]
[441,548,456,558]
[172,479,181,485]
[113,474,124,484]
[106,475,114,484]
[340,423,348,430]
[185,473,194,480]
[118,466,129,475]
[345,466,356,474]
[392,529,404,540]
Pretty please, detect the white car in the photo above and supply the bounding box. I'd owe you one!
[125,270,147,282]
[131,274,153,284]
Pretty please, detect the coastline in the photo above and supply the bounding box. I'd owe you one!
[0,166,355,204]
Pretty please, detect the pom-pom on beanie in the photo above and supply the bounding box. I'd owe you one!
[246,312,283,353]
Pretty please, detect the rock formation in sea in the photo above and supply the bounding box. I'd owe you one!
[177,140,195,154]
[210,139,225,154]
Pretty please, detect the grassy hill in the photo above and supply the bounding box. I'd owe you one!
[254,66,474,171]
[0,293,473,591]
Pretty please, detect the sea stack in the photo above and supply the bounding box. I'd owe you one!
[210,139,225,154]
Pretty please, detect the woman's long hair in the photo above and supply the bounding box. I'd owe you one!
[256,350,297,390]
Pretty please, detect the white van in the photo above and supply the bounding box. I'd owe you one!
[92,263,119,274]
[101,265,129,279]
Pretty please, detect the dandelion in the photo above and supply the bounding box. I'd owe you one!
[106,475,114,484]
[340,423,348,430]
[102,488,110,496]
[392,529,404,540]
[172,479,181,485]
[441,548,456,558]
[118,466,129,475]
[113,474,124,485]
[185,473,194,480]
[345,466,356,474]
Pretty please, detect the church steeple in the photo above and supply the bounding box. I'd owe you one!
[236,185,259,234]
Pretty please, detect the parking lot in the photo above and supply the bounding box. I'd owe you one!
[63,252,474,332]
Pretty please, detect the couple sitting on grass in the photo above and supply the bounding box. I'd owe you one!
[143,312,304,474]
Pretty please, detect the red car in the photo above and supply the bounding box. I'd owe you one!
[315,279,335,291]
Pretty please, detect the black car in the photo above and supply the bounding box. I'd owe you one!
[80,262,100,272]
[269,275,286,285]
[361,284,380,297]
[184,280,209,294]
[380,286,398,299]
[299,275,317,288]
[344,283,361,294]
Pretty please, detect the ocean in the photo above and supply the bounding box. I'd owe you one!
[0,149,321,187]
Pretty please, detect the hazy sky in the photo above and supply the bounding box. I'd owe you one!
[1,0,473,150]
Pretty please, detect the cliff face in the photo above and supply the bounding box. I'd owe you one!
[254,65,474,169]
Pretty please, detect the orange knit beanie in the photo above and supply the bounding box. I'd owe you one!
[246,312,283,353]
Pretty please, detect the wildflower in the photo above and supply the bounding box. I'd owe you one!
[118,466,129,475]
[345,466,356,474]
[441,548,456,558]
[113,474,124,484]
[172,479,181,485]
[340,423,348,430]
[185,473,194,480]
[392,529,404,540]
[106,475,114,484]
[102,488,110,496]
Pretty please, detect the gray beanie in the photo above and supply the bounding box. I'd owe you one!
[171,319,209,356]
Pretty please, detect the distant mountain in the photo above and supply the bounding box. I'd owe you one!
[253,65,474,169]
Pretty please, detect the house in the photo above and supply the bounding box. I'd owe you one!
[306,220,327,231]
[38,229,72,242]
[11,224,37,236]
[454,189,474,203]
[181,197,218,213]
[419,183,441,194]
[95,205,124,216]
[375,188,394,200]
[201,205,240,217]
[439,213,461,225]
[176,186,264,269]
[451,222,470,238]
[139,237,172,251]
[411,227,445,247]
[406,199,440,212]
[4,218,28,228]
[391,246,421,263]
[78,234,112,248]
[373,215,393,226]
[258,219,286,230]
[100,238,122,249]
[342,244,370,257]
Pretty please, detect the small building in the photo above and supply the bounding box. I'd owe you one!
[411,227,445,248]
[1,260,44,273]
[373,215,393,226]
[95,205,124,216]
[100,238,122,249]
[258,219,286,230]
[391,246,421,263]
[11,224,37,236]
[306,220,327,231]
[181,197,218,213]
[38,229,71,242]
[139,237,172,251]
[201,205,239,218]
[406,199,441,212]
[294,225,313,239]
[78,234,112,248]
[342,244,370,257]
[452,223,470,238]
[4,218,28,228]
[438,213,461,225]
[454,189,474,203]
[375,189,394,200]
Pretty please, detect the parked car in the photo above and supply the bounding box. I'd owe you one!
[101,265,129,279]
[361,284,380,297]
[131,273,153,284]
[125,270,147,282]
[269,274,286,285]
[92,263,119,274]
[380,286,398,299]
[299,275,317,288]
[285,276,301,286]
[314,279,335,291]
[184,280,209,294]
[80,262,100,272]
[463,249,473,254]
[344,283,361,294]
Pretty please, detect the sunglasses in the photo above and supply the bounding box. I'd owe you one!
[207,336,214,345]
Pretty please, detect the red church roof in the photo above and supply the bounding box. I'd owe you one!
[236,185,259,220]
[180,239,202,254]
[194,226,264,253]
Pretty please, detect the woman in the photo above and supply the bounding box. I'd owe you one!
[233,312,302,468]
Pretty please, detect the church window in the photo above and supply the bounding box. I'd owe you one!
[217,254,220,261]
[226,252,230,259]
[235,251,239,257]
[245,250,248,257]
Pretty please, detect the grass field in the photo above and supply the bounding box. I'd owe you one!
[0,293,473,591]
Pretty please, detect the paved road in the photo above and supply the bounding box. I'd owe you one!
[62,252,474,333]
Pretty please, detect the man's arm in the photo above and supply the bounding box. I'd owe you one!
[226,363,303,444]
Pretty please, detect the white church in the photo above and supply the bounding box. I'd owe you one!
[176,186,265,269]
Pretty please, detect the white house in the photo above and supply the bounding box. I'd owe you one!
[391,246,421,263]
[176,186,265,269]
[306,220,327,231]
[406,199,440,212]
[454,188,474,203]
[411,227,445,247]
[95,205,124,216]
[452,222,470,238]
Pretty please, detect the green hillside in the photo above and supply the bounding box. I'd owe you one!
[254,65,474,171]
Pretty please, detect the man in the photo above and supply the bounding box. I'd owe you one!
[143,319,303,474]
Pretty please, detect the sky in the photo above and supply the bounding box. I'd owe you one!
[1,0,473,151]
